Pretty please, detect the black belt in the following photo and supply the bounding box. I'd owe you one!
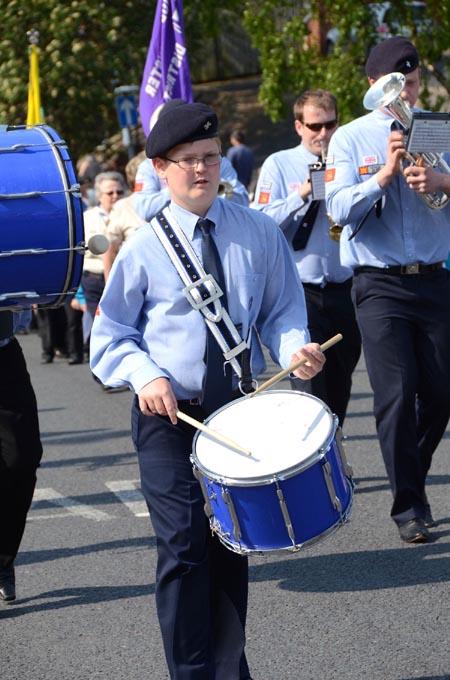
[354,262,444,276]
[178,390,245,410]
[303,279,352,291]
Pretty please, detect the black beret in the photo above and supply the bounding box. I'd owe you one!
[146,102,218,158]
[365,36,419,79]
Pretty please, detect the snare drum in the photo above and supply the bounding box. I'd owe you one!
[191,390,353,555]
[0,125,84,309]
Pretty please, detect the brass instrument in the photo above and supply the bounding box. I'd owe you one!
[363,72,450,210]
[318,141,343,241]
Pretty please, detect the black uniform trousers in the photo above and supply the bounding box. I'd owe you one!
[132,398,250,680]
[0,339,43,569]
[35,307,67,359]
[291,279,361,426]
[352,268,450,524]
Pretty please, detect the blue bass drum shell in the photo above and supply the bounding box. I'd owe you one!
[0,124,84,309]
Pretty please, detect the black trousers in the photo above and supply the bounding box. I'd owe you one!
[0,339,43,569]
[81,270,105,322]
[291,280,361,426]
[131,398,250,680]
[352,269,450,523]
[65,300,84,359]
[35,307,67,359]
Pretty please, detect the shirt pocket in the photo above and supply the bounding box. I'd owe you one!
[231,273,264,319]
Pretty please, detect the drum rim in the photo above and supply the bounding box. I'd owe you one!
[191,390,338,486]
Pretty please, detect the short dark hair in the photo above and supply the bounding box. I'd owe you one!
[293,90,338,121]
[230,129,246,144]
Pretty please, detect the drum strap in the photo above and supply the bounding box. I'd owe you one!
[150,207,254,393]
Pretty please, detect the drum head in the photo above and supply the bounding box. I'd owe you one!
[193,390,335,483]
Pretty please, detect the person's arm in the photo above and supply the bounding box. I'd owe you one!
[89,249,169,392]
[132,159,171,221]
[102,243,119,281]
[325,126,385,226]
[252,155,311,226]
[255,215,324,378]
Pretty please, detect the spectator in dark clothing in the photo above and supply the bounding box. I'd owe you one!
[226,129,255,189]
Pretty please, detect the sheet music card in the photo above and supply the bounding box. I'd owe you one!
[407,112,450,154]
[309,166,326,201]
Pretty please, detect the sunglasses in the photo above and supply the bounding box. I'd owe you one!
[102,190,124,196]
[302,119,338,132]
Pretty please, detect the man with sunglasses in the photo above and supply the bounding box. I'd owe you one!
[252,90,361,427]
[90,100,325,679]
[326,37,450,544]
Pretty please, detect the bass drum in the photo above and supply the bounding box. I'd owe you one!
[0,124,84,309]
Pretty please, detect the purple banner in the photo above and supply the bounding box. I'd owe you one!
[139,0,193,135]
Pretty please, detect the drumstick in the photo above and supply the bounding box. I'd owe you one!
[176,410,252,457]
[251,333,343,396]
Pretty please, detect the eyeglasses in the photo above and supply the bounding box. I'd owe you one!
[302,119,338,132]
[162,153,222,170]
[102,190,124,196]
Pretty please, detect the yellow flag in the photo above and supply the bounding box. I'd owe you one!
[27,44,43,125]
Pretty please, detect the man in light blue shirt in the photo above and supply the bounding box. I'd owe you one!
[252,89,361,426]
[326,36,450,544]
[90,100,324,680]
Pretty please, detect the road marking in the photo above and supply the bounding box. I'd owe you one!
[30,488,112,522]
[105,479,148,517]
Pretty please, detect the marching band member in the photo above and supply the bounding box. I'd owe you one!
[90,100,324,679]
[132,100,249,223]
[252,90,361,426]
[326,37,450,544]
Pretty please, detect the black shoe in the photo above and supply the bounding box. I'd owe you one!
[398,518,430,544]
[41,354,53,364]
[424,503,437,528]
[68,355,83,365]
[0,566,16,603]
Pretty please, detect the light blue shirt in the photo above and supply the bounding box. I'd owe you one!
[325,109,450,269]
[0,309,32,348]
[132,156,249,222]
[252,144,352,285]
[90,198,310,396]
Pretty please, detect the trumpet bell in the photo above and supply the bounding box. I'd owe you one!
[363,72,405,112]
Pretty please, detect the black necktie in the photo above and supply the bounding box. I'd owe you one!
[196,218,232,414]
[292,199,321,251]
[0,311,14,341]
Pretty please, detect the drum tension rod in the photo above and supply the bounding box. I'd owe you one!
[275,481,297,548]
[221,488,242,542]
[322,460,342,513]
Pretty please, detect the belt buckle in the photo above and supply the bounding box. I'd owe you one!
[403,263,420,275]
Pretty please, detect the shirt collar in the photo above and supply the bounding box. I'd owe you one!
[168,198,221,239]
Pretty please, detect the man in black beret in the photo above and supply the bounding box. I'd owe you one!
[365,35,419,80]
[326,36,450,545]
[90,101,325,678]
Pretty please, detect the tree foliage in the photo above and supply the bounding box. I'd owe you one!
[0,0,155,159]
[0,0,448,162]
[242,0,450,124]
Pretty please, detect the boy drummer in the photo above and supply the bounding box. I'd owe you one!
[90,100,324,680]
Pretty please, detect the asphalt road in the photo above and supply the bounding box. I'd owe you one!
[2,332,449,680]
